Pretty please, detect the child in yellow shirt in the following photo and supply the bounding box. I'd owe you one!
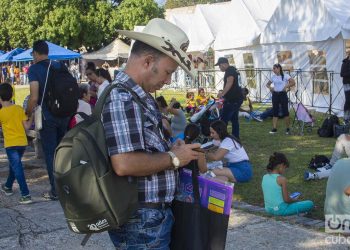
[195,88,209,107]
[0,83,33,204]
[185,91,196,114]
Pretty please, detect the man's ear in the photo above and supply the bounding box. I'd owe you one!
[143,54,155,69]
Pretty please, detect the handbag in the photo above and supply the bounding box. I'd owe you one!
[171,161,229,250]
[34,60,51,131]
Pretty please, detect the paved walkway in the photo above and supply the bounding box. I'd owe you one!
[0,146,348,249]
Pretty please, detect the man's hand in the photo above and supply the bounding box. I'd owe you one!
[171,142,201,167]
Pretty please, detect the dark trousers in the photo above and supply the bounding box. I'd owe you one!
[272,92,289,117]
[221,100,242,139]
[40,108,69,196]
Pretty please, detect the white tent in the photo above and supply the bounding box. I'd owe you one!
[214,0,280,50]
[166,2,231,53]
[82,39,130,60]
[215,0,350,113]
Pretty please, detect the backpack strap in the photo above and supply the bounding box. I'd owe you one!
[40,60,52,107]
[93,83,146,146]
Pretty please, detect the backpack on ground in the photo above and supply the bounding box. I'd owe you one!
[308,155,330,170]
[317,115,339,137]
[333,124,350,138]
[45,61,79,117]
[54,83,140,236]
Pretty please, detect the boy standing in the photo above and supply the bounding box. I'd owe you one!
[0,83,33,204]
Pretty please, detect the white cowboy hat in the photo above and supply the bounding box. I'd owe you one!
[118,18,197,78]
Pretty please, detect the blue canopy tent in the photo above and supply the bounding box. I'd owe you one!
[12,42,81,61]
[0,50,4,55]
[0,48,25,63]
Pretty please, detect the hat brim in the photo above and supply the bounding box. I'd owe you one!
[118,30,197,79]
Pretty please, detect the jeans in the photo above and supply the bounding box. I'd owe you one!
[108,207,174,250]
[39,108,69,196]
[221,100,242,139]
[227,160,253,183]
[266,201,314,216]
[5,146,29,196]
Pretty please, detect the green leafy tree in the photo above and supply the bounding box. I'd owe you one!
[115,0,165,30]
[40,6,83,49]
[0,0,164,51]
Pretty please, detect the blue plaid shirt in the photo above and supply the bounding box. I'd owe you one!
[102,71,177,203]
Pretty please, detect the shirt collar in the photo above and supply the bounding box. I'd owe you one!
[115,71,150,103]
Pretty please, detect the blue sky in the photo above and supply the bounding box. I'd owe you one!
[155,0,166,6]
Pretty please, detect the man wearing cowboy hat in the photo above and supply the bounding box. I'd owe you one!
[102,18,202,248]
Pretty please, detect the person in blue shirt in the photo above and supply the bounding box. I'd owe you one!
[26,40,70,201]
[261,152,314,216]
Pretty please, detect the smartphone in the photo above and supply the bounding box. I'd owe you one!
[290,192,301,199]
[200,141,215,150]
[193,147,205,153]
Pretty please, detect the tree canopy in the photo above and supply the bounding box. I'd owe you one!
[0,0,164,51]
[165,0,229,9]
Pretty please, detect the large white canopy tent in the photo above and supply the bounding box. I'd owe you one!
[214,0,350,113]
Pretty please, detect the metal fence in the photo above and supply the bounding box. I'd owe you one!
[159,68,345,113]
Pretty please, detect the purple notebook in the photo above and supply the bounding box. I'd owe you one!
[176,168,234,215]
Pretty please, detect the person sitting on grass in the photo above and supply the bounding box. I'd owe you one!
[185,91,196,115]
[239,87,262,122]
[0,83,34,204]
[324,158,350,219]
[304,133,350,181]
[184,123,207,173]
[262,152,314,216]
[205,120,252,183]
[195,87,209,107]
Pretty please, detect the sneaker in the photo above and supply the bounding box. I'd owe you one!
[285,128,291,135]
[1,184,13,196]
[19,195,32,204]
[254,116,263,122]
[304,171,316,181]
[269,128,277,134]
[43,191,58,201]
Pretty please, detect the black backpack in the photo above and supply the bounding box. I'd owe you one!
[309,155,330,170]
[54,83,142,238]
[317,115,339,137]
[45,61,79,117]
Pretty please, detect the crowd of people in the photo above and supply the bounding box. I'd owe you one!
[1,63,30,85]
[0,18,349,249]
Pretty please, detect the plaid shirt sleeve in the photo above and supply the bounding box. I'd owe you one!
[102,88,145,156]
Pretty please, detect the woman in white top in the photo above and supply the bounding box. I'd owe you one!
[96,68,112,98]
[266,64,295,135]
[206,120,252,183]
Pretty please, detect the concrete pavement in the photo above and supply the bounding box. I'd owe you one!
[0,146,348,249]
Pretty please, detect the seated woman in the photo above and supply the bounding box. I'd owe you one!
[239,88,262,122]
[168,98,187,140]
[195,87,209,107]
[324,158,350,220]
[262,152,314,216]
[206,120,252,183]
[305,133,350,180]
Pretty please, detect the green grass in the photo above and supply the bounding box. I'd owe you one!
[158,89,334,220]
[237,114,334,220]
